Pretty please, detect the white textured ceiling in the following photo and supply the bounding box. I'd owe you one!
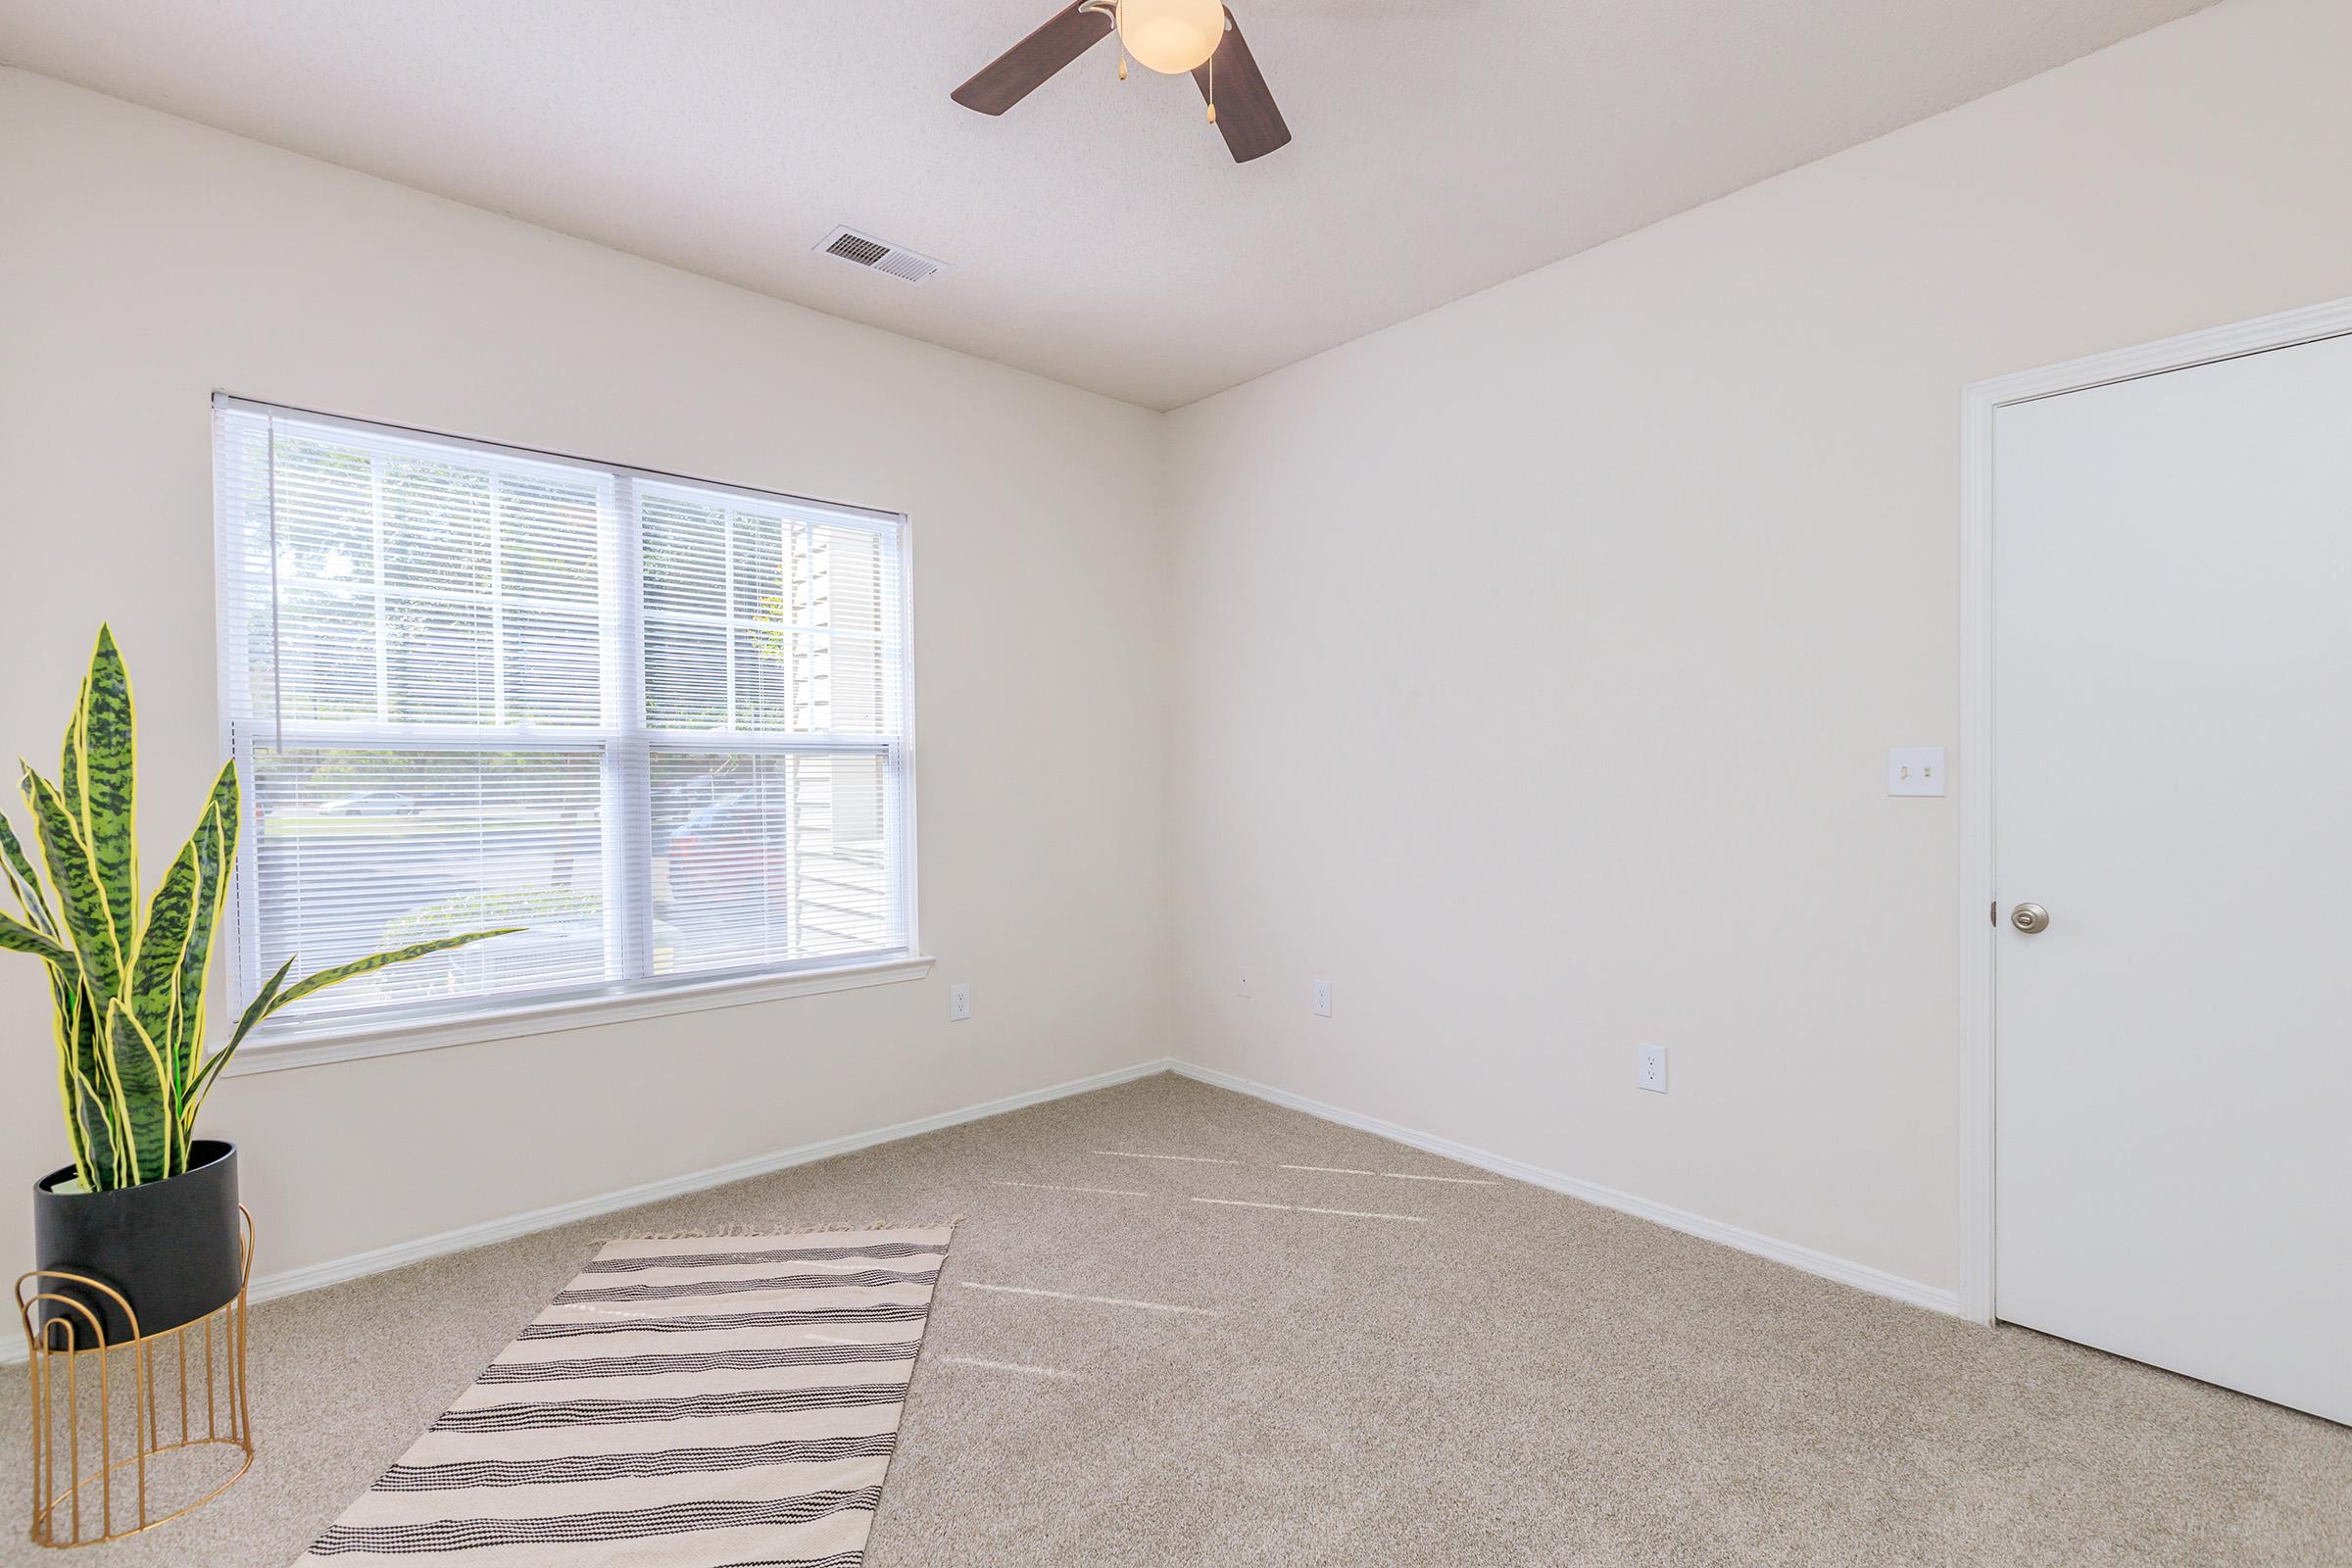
[0,0,2211,409]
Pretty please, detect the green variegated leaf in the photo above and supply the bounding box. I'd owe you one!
[270,928,519,1014]
[55,983,110,1185]
[72,1060,122,1191]
[181,955,294,1135]
[0,810,56,935]
[174,765,239,1092]
[129,837,199,1077]
[76,628,139,958]
[178,1045,238,1137]
[60,673,85,833]
[205,760,242,871]
[103,998,172,1185]
[0,908,72,967]
[66,982,106,1095]
[22,767,122,1006]
[227,955,296,1056]
[51,1000,92,1188]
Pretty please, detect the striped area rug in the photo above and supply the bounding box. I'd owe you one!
[296,1225,954,1566]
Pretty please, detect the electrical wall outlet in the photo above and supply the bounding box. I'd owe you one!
[1310,979,1331,1017]
[1239,971,1255,999]
[949,983,971,1021]
[1638,1043,1667,1094]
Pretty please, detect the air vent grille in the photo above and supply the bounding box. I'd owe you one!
[825,231,891,267]
[815,226,947,286]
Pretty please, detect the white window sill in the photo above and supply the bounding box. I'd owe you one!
[222,956,937,1077]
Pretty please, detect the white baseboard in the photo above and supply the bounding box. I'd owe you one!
[1167,1060,1963,1318]
[8,1053,1959,1365]
[1,1056,1172,1365]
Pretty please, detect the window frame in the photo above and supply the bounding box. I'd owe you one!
[212,394,925,1073]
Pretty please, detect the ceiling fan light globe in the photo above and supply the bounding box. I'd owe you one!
[1118,0,1224,74]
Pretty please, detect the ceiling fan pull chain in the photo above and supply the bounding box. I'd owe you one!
[1206,54,1217,122]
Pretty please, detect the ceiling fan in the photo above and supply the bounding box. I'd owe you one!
[953,0,1292,164]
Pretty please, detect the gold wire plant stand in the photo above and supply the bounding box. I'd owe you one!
[16,1205,256,1548]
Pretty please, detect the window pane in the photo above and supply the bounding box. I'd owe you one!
[808,519,887,637]
[641,492,727,617]
[639,485,899,735]
[247,747,610,1021]
[272,436,377,585]
[730,511,785,621]
[730,626,801,730]
[650,749,896,977]
[240,424,610,728]
[382,457,493,596]
[385,596,494,722]
[645,618,728,728]
[270,585,380,721]
[500,474,603,604]
[503,609,603,725]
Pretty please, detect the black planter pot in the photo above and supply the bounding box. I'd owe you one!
[30,1140,244,1343]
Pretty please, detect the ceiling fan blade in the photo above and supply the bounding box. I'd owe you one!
[1193,9,1291,163]
[953,3,1115,116]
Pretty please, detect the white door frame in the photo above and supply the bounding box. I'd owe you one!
[1956,292,2352,1325]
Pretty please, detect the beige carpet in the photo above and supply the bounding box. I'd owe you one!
[3,1072,2344,1566]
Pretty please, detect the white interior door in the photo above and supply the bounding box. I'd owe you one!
[1993,331,2352,1426]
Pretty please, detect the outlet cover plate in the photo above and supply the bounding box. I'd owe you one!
[1638,1043,1667,1094]
[949,983,971,1021]
[1310,979,1331,1017]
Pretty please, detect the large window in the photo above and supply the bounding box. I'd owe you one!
[213,397,915,1038]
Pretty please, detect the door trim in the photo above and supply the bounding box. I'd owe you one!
[1957,293,2352,1325]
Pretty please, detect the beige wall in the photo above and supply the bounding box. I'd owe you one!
[0,69,1171,1280]
[7,0,2347,1312]
[1163,0,2352,1295]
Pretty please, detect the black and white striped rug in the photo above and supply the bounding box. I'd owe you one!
[297,1225,954,1566]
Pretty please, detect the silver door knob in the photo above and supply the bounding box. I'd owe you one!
[2010,903,2050,934]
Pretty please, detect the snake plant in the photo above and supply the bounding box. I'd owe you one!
[1,627,516,1193]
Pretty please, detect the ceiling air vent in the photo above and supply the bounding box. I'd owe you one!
[816,226,947,286]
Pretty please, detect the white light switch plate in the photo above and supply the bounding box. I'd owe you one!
[949,983,971,1021]
[1887,746,1946,797]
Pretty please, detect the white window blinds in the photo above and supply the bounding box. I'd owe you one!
[213,396,914,1034]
